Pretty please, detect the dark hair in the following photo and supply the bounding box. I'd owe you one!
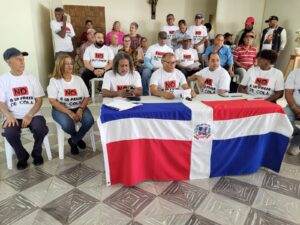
[130,22,139,29]
[122,34,131,42]
[178,19,186,26]
[112,52,134,74]
[85,20,92,25]
[94,31,103,36]
[167,14,175,18]
[224,32,233,39]
[215,34,224,39]
[204,23,212,32]
[207,52,219,60]
[54,7,64,12]
[257,50,278,64]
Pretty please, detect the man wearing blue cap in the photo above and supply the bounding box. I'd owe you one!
[0,48,49,170]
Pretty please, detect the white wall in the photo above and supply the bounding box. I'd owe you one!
[62,0,217,45]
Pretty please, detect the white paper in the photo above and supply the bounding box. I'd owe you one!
[173,89,192,99]
[104,99,142,111]
[186,62,201,69]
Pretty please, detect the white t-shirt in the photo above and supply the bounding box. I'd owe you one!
[145,43,174,69]
[175,48,199,67]
[0,72,45,119]
[150,68,187,91]
[195,67,231,94]
[47,75,89,109]
[50,20,75,53]
[102,70,142,91]
[261,28,275,50]
[161,25,179,48]
[285,69,300,106]
[241,66,284,99]
[188,25,208,53]
[83,44,114,68]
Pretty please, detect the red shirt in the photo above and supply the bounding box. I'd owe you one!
[233,45,257,69]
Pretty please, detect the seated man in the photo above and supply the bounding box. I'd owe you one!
[188,52,230,94]
[161,14,179,48]
[233,31,257,81]
[175,34,200,78]
[82,32,114,91]
[102,52,142,97]
[142,31,173,95]
[172,19,189,50]
[284,69,300,156]
[109,34,122,56]
[150,52,195,99]
[0,48,49,169]
[238,50,284,102]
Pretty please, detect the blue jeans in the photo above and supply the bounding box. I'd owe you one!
[142,68,153,95]
[52,107,94,144]
[284,106,300,145]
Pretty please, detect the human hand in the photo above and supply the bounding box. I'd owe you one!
[3,115,18,128]
[197,76,206,89]
[76,108,83,121]
[162,92,175,99]
[21,115,32,128]
[68,111,80,122]
[63,15,67,22]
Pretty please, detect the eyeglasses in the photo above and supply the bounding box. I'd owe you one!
[163,61,176,65]
[64,62,74,66]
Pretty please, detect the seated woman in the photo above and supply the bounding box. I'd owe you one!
[102,52,142,97]
[238,50,284,102]
[129,22,142,50]
[118,34,138,67]
[47,55,94,155]
[136,37,148,74]
[188,52,230,94]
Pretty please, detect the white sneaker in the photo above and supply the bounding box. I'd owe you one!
[287,144,300,156]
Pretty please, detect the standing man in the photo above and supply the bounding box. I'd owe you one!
[188,13,208,59]
[0,48,49,170]
[50,7,76,59]
[161,14,179,48]
[260,16,287,54]
[142,31,173,95]
[235,17,259,48]
[82,32,114,91]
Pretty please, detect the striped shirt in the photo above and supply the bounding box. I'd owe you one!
[233,45,257,69]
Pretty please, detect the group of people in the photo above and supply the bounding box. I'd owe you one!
[0,8,298,170]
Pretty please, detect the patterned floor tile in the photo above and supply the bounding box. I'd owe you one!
[0,181,18,202]
[82,152,104,172]
[126,221,143,225]
[186,177,220,191]
[103,186,156,218]
[4,167,52,191]
[54,156,80,175]
[57,163,99,187]
[0,161,24,180]
[159,181,209,211]
[10,209,39,225]
[33,209,63,225]
[195,192,251,225]
[136,181,159,195]
[244,208,298,225]
[228,169,266,187]
[42,188,99,224]
[184,214,221,225]
[135,198,191,225]
[283,153,300,166]
[279,162,300,181]
[212,177,259,206]
[70,203,131,225]
[99,183,123,201]
[262,172,300,199]
[153,181,173,195]
[77,174,104,188]
[66,148,100,162]
[252,189,300,224]
[0,194,38,225]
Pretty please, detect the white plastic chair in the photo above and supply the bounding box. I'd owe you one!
[3,128,52,169]
[90,78,103,103]
[55,122,96,159]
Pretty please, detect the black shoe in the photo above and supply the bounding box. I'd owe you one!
[77,140,86,149]
[31,153,44,166]
[68,138,79,155]
[17,152,29,170]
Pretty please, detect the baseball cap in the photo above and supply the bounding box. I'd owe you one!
[195,13,204,20]
[182,34,192,41]
[245,17,255,25]
[3,48,28,61]
[265,16,278,23]
[158,31,168,39]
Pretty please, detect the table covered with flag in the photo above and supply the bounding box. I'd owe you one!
[99,97,293,186]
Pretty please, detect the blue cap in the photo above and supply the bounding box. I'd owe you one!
[3,48,28,61]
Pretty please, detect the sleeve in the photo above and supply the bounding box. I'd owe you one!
[226,47,234,65]
[133,72,142,88]
[50,21,60,33]
[202,46,211,62]
[179,72,187,86]
[31,76,45,98]
[202,26,208,37]
[102,72,112,90]
[149,72,159,86]
[107,47,114,61]
[195,68,204,77]
[144,57,154,70]
[70,24,75,37]
[280,29,287,50]
[285,70,296,89]
[83,47,91,61]
[79,77,89,97]
[274,71,284,91]
[47,78,58,99]
[219,70,231,91]
[193,49,199,61]
[0,80,6,103]
[240,69,251,86]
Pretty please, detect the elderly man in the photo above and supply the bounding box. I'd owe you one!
[233,31,257,81]
[0,48,49,170]
[235,17,259,48]
[260,15,287,54]
[50,7,76,59]
[161,14,179,48]
[82,32,114,91]
[142,31,173,95]
[175,34,200,78]
[150,52,195,99]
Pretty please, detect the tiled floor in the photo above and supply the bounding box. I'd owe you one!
[0,98,300,225]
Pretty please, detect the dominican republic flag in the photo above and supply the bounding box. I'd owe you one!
[99,100,293,186]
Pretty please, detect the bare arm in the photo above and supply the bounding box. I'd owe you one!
[0,102,18,128]
[150,85,175,99]
[48,98,79,122]
[21,97,43,127]
[56,15,67,38]
[238,84,248,94]
[285,89,300,118]
[265,90,283,102]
